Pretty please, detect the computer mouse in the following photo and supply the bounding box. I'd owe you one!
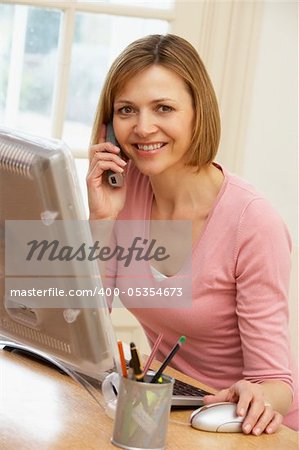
[190,402,244,432]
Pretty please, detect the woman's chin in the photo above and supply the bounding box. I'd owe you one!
[136,165,165,177]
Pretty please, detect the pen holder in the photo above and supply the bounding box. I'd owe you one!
[111,373,174,450]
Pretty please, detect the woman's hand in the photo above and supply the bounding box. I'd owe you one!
[87,124,127,220]
[203,380,283,435]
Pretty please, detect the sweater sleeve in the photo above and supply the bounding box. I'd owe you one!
[234,198,293,391]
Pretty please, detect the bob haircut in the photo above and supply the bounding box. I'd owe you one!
[91,34,221,169]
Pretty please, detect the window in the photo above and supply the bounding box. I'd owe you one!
[0,0,188,155]
[0,5,61,137]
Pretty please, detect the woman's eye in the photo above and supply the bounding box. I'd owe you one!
[158,105,173,113]
[119,106,134,114]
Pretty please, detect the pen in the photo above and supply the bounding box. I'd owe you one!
[129,342,144,381]
[151,336,186,383]
[142,332,163,377]
[117,340,128,378]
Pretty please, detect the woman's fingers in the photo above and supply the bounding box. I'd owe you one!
[87,161,125,188]
[86,125,127,219]
[203,390,230,405]
[89,141,121,162]
[89,123,122,161]
[87,148,127,189]
[243,404,281,435]
[204,380,282,435]
[88,150,126,173]
[235,382,256,417]
[241,398,268,434]
[265,411,283,434]
[89,123,105,161]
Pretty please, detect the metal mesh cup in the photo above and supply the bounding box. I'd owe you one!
[111,373,174,450]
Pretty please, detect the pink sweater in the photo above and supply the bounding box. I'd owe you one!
[107,161,298,430]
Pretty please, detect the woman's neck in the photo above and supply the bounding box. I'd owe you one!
[149,163,224,220]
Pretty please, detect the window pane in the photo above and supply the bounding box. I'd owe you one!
[0,4,15,123]
[63,13,169,150]
[0,5,61,137]
[80,0,175,10]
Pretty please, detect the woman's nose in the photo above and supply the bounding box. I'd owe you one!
[133,112,158,138]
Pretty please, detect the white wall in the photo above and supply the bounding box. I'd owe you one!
[241,2,297,242]
[239,2,298,361]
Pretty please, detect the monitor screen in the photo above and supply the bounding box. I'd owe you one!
[0,126,116,379]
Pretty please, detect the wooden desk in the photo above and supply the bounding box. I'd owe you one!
[0,349,298,450]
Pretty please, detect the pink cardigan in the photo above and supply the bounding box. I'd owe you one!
[107,161,298,430]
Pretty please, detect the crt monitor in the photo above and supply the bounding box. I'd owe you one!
[0,126,116,379]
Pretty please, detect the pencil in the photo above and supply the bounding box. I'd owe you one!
[150,336,186,383]
[117,340,127,378]
[142,332,163,376]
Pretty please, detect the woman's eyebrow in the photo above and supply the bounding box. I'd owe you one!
[114,99,134,105]
[151,97,176,103]
[114,97,176,105]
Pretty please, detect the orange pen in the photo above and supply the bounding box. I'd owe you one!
[117,340,128,378]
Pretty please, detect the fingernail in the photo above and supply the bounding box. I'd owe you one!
[238,408,245,416]
[244,423,251,433]
[266,427,273,434]
[253,427,261,435]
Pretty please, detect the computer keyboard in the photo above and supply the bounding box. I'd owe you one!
[171,377,211,407]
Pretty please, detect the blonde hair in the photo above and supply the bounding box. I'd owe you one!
[91,34,220,168]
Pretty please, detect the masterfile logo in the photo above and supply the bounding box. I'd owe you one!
[26,237,170,267]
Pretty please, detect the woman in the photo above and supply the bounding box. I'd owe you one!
[87,34,298,433]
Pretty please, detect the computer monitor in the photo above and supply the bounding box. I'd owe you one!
[0,126,116,379]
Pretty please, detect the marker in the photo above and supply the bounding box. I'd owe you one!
[151,336,186,384]
[129,342,144,381]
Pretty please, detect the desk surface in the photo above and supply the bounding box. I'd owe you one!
[0,349,298,450]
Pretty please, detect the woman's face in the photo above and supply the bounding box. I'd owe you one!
[113,65,195,177]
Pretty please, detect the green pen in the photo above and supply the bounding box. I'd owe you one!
[151,336,186,383]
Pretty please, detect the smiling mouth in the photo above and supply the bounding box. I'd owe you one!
[134,143,166,151]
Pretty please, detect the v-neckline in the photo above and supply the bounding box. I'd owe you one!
[147,163,228,250]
